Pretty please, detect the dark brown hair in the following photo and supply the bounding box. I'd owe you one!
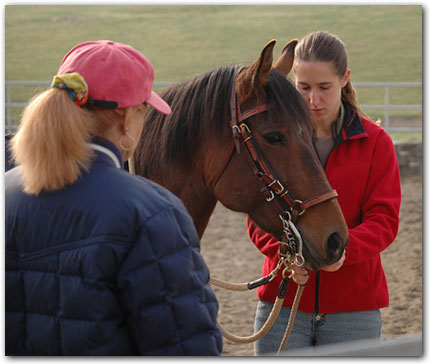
[294,31,369,121]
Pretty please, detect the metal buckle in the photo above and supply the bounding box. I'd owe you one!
[231,124,240,134]
[265,190,275,202]
[291,199,306,216]
[268,179,285,195]
[239,123,251,133]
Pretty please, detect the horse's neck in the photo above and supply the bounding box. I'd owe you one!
[155,168,217,239]
[181,191,217,239]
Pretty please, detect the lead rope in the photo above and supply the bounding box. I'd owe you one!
[210,213,305,355]
[210,266,304,354]
[210,265,303,350]
[277,285,305,354]
[209,256,291,344]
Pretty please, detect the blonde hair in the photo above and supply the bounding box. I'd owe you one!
[10,88,138,195]
[294,31,369,123]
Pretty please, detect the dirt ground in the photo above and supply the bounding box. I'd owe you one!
[200,175,423,356]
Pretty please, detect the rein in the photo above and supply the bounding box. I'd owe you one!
[210,70,339,355]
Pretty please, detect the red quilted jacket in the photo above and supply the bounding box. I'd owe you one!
[247,108,401,313]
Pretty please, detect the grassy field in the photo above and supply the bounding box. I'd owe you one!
[5,5,422,141]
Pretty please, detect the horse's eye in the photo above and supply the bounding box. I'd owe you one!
[263,132,286,146]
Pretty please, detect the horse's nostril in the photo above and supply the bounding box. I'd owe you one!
[327,232,341,254]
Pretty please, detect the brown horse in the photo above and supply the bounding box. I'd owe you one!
[134,40,349,270]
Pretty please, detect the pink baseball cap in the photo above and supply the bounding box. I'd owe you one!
[57,40,171,114]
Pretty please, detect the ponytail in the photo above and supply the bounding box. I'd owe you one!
[10,89,96,195]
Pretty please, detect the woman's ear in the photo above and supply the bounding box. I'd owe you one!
[343,69,351,87]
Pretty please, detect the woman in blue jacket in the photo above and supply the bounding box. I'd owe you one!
[5,40,222,356]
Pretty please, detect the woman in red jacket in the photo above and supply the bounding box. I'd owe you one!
[248,31,401,355]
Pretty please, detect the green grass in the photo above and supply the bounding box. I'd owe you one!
[5,5,422,137]
[390,132,422,144]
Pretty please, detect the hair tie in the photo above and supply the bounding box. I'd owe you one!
[51,72,89,106]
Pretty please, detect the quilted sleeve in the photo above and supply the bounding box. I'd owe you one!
[116,204,222,356]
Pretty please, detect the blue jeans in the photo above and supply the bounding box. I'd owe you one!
[254,300,382,356]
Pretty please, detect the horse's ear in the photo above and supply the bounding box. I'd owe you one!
[256,39,276,85]
[237,39,276,102]
[274,39,298,76]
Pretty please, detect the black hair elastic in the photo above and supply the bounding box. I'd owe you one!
[85,98,119,109]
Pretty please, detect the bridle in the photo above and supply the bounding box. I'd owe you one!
[211,69,338,265]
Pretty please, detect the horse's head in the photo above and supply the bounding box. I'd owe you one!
[210,39,349,270]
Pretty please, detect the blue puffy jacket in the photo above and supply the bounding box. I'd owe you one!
[5,137,222,355]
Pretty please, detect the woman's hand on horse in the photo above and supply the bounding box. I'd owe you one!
[291,263,310,286]
[322,251,346,272]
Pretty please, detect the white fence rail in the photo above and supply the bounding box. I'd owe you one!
[353,81,422,132]
[5,81,422,135]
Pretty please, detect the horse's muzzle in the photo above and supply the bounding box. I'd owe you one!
[302,234,349,271]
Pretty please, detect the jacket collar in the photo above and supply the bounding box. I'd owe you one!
[334,102,368,146]
[88,137,124,169]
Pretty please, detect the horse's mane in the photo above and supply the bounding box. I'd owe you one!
[135,65,238,176]
[135,65,313,177]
